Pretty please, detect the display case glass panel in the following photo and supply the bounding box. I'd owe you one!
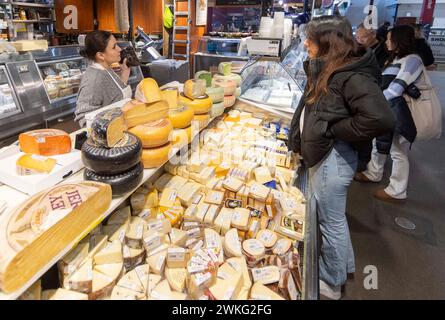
[0,66,21,120]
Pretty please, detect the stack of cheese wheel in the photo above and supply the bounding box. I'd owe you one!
[122,78,173,169]
[196,70,224,118]
[81,108,144,197]
[162,86,194,149]
[213,62,242,109]
[179,79,212,130]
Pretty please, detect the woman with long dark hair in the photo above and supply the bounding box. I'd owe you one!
[356,25,423,202]
[75,30,131,127]
[288,15,395,299]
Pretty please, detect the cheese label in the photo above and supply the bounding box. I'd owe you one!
[188,263,208,274]
[147,220,163,232]
[183,222,200,230]
[217,271,230,280]
[205,232,219,249]
[207,249,218,263]
[139,209,151,219]
[227,260,241,272]
[191,256,207,266]
[249,220,259,233]
[187,227,201,239]
[30,154,49,162]
[193,194,203,205]
[168,190,178,202]
[259,231,273,244]
[135,267,146,282]
[196,250,211,263]
[144,233,162,251]
[168,248,185,261]
[194,272,212,287]
[192,240,204,251]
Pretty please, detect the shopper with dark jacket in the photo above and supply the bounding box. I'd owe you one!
[413,24,435,69]
[355,24,389,70]
[288,16,395,300]
[356,25,423,202]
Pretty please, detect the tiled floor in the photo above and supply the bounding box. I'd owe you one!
[342,71,445,299]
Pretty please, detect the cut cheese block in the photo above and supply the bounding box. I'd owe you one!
[146,218,172,234]
[19,279,41,300]
[90,108,126,148]
[279,269,299,300]
[167,247,189,268]
[242,239,265,265]
[247,218,260,239]
[102,223,129,244]
[256,229,278,249]
[143,229,163,254]
[129,119,173,148]
[224,228,242,258]
[254,166,273,184]
[165,267,187,292]
[213,73,242,87]
[210,102,225,117]
[159,188,178,208]
[249,182,271,202]
[195,70,213,87]
[169,228,187,247]
[0,182,112,293]
[16,154,57,175]
[251,266,280,285]
[206,86,225,103]
[218,62,232,76]
[81,132,142,175]
[171,126,193,147]
[87,235,109,259]
[207,272,243,300]
[184,79,207,99]
[107,206,131,226]
[90,268,119,300]
[142,143,172,169]
[160,87,179,109]
[169,106,194,129]
[42,288,89,300]
[179,93,212,115]
[153,173,174,192]
[204,228,222,252]
[204,205,219,225]
[204,191,225,206]
[250,281,285,300]
[193,113,210,130]
[223,95,236,109]
[122,100,169,128]
[123,245,146,270]
[93,240,123,265]
[19,129,71,156]
[214,208,234,236]
[178,182,202,207]
[136,78,162,104]
[146,249,167,275]
[222,177,244,193]
[273,238,292,256]
[212,78,236,96]
[112,264,150,300]
[150,279,187,300]
[130,192,146,215]
[226,257,252,289]
[67,258,93,293]
[127,216,147,247]
[231,208,250,231]
[58,242,89,280]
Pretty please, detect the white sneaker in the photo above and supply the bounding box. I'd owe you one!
[319,280,342,300]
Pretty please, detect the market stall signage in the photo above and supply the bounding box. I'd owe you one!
[429,34,445,62]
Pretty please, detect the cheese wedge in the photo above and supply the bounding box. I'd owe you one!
[125,217,147,249]
[146,249,167,275]
[102,223,129,244]
[16,154,57,175]
[207,272,243,300]
[165,267,187,292]
[90,270,117,300]
[231,208,250,231]
[250,281,285,300]
[256,229,278,249]
[204,228,222,252]
[107,206,131,226]
[169,228,188,247]
[42,288,88,300]
[58,242,90,277]
[136,78,162,104]
[214,208,234,235]
[93,240,123,265]
[123,245,146,270]
[226,257,252,289]
[204,205,219,226]
[159,188,178,208]
[130,193,146,214]
[273,238,292,256]
[167,247,189,268]
[143,229,163,254]
[224,228,242,258]
[67,258,93,293]
[146,218,172,234]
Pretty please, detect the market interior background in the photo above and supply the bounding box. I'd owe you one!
[0,0,444,300]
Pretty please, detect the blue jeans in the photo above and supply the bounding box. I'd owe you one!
[309,141,357,287]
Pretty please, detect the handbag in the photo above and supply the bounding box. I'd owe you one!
[403,66,442,140]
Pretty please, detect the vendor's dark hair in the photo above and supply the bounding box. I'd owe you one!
[385,25,417,67]
[79,30,113,61]
[305,15,361,105]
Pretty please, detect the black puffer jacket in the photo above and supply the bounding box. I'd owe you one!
[288,49,396,168]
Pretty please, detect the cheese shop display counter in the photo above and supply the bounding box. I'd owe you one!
[0,62,317,300]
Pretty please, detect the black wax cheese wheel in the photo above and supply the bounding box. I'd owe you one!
[82,132,142,174]
[90,108,126,148]
[84,162,144,197]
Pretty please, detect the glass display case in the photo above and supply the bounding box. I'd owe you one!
[240,57,304,113]
[0,65,21,120]
[198,36,242,57]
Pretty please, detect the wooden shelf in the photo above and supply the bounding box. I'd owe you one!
[11,2,53,9]
[12,20,53,23]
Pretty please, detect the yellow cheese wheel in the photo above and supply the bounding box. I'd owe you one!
[184,79,207,99]
[142,143,172,168]
[212,79,236,96]
[169,106,194,129]
[123,100,169,128]
[170,125,193,148]
[137,78,162,103]
[193,113,210,130]
[206,86,225,103]
[178,93,212,115]
[161,87,179,109]
[128,118,173,148]
[224,95,236,108]
[213,73,242,87]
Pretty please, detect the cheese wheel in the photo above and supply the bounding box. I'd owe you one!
[218,62,232,76]
[84,162,144,197]
[212,79,236,96]
[206,86,224,103]
[223,95,236,108]
[171,125,192,147]
[90,108,126,148]
[195,71,212,87]
[128,119,173,148]
[183,79,207,99]
[213,73,242,87]
[235,87,241,98]
[142,143,172,168]
[136,78,161,103]
[178,93,212,115]
[160,87,179,109]
[210,102,224,117]
[81,132,142,175]
[193,113,210,130]
[19,129,71,156]
[122,100,169,128]
[169,106,194,129]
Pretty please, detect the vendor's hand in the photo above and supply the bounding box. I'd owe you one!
[121,58,130,71]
